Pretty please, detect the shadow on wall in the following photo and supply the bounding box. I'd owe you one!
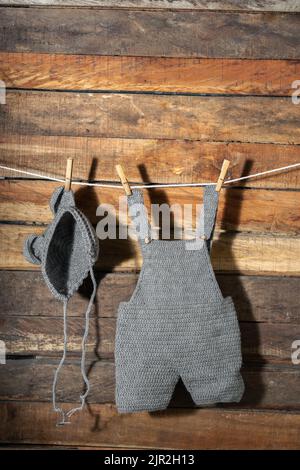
[74,158,265,429]
[165,158,265,414]
[215,158,265,411]
[74,157,135,431]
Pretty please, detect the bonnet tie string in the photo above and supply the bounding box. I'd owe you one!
[52,268,97,426]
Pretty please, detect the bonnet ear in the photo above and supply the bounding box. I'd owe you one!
[23,234,45,265]
[23,181,98,425]
[50,186,75,215]
[24,188,75,266]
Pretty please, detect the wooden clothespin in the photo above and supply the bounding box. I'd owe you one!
[116,164,132,196]
[216,159,230,192]
[65,158,73,191]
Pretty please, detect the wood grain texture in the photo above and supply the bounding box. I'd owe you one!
[1,136,300,189]
[0,316,114,357]
[1,91,300,144]
[0,0,299,452]
[1,359,300,410]
[1,180,299,235]
[0,401,299,449]
[1,1,299,12]
[1,271,299,323]
[1,314,299,363]
[1,224,300,275]
[1,8,300,59]
[2,52,300,96]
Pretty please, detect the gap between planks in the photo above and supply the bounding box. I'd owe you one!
[1,91,300,145]
[1,224,300,274]
[1,180,300,234]
[1,271,299,323]
[0,1,300,13]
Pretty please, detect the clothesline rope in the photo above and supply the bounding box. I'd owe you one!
[0,162,300,189]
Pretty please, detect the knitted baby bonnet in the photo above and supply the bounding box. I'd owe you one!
[24,186,99,424]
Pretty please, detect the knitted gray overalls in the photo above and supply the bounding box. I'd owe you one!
[115,186,244,413]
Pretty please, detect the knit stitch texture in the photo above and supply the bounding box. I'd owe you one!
[24,186,99,301]
[115,186,244,413]
[23,186,99,424]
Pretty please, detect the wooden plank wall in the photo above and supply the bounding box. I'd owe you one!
[0,1,300,450]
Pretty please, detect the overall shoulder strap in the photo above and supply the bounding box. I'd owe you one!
[203,185,219,241]
[127,189,151,248]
